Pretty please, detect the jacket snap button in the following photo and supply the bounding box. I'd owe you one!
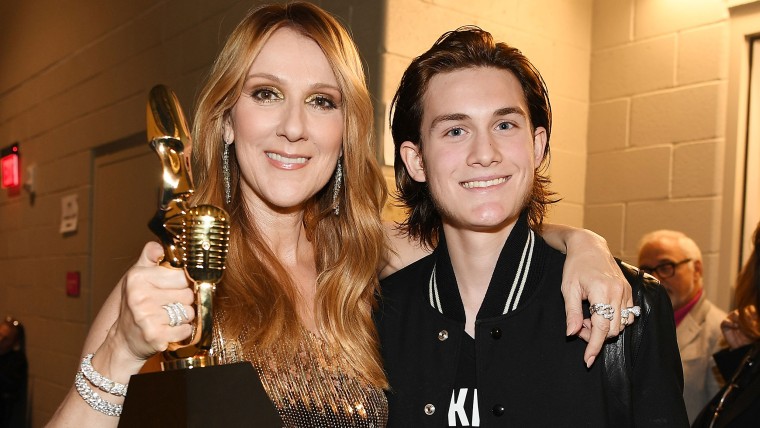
[490,327,502,339]
[424,403,435,415]
[437,330,448,341]
[492,404,505,416]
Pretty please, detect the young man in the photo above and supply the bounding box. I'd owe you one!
[377,27,688,426]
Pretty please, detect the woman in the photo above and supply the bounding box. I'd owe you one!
[692,222,760,428]
[48,3,630,427]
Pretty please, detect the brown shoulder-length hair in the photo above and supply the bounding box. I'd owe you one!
[191,2,387,388]
[734,222,760,341]
[390,26,556,248]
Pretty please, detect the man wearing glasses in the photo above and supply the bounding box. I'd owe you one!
[638,230,726,424]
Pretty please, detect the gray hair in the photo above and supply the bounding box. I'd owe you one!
[638,229,703,262]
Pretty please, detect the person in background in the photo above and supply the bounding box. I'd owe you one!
[692,221,760,428]
[0,316,28,428]
[378,26,688,426]
[639,230,726,423]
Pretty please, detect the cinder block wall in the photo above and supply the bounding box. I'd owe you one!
[584,0,731,308]
[379,0,594,226]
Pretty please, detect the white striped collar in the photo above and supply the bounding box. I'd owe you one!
[428,229,536,316]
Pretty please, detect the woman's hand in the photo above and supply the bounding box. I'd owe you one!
[721,308,757,350]
[93,242,196,382]
[48,242,196,427]
[113,242,194,356]
[541,224,633,367]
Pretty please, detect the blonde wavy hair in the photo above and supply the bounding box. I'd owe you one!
[190,2,387,388]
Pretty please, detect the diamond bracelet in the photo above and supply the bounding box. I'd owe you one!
[74,371,123,417]
[80,353,128,397]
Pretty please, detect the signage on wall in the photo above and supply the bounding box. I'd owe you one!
[60,194,79,234]
[1,143,20,189]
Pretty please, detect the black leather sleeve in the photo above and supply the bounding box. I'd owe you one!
[712,344,752,381]
[603,261,689,427]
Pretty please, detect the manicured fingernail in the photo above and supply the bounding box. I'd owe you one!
[586,355,596,368]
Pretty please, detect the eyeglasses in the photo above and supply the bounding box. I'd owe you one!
[639,258,692,279]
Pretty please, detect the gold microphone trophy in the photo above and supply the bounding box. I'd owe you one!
[119,85,282,427]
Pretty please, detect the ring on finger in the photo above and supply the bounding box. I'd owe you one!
[589,303,615,321]
[162,303,184,327]
[169,302,188,322]
[620,308,630,326]
[624,305,641,317]
[162,304,179,327]
[620,305,641,327]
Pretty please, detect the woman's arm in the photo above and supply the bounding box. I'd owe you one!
[379,221,430,280]
[47,242,193,428]
[541,223,633,367]
[720,308,757,350]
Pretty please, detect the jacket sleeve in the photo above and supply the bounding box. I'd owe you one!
[622,263,690,427]
[712,344,752,381]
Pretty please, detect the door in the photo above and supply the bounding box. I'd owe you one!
[91,134,162,319]
[741,37,760,266]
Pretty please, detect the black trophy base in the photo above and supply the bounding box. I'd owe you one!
[119,362,282,428]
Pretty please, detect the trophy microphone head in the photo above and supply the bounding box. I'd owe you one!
[182,205,230,284]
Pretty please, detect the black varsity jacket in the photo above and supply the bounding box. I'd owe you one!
[376,216,688,427]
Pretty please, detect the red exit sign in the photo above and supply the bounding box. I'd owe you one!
[1,143,19,189]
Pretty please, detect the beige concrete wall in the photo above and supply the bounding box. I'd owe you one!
[585,0,731,309]
[379,0,594,227]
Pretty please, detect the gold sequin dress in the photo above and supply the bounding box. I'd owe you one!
[213,321,388,427]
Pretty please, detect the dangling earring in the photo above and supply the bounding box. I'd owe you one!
[332,157,343,216]
[222,140,232,204]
